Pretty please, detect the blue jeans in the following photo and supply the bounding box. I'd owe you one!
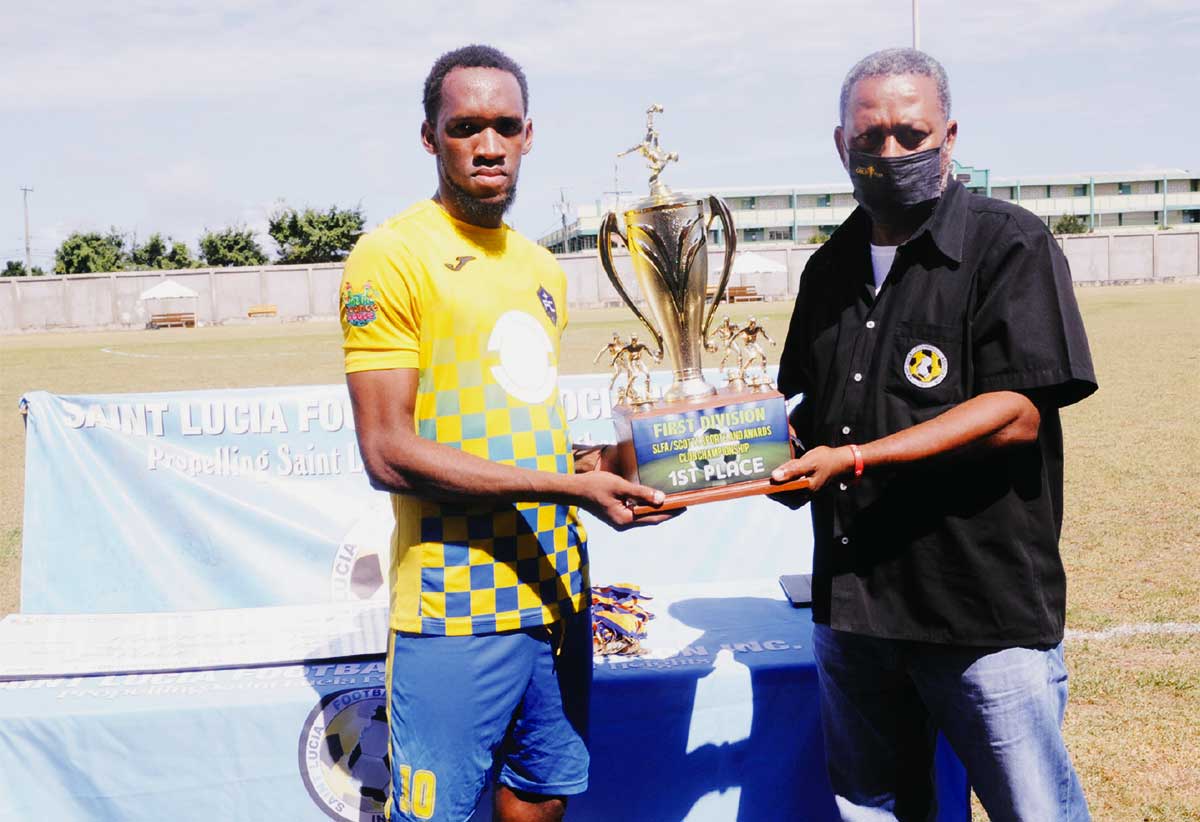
[813,624,1090,822]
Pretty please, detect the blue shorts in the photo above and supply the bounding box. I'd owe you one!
[385,607,592,822]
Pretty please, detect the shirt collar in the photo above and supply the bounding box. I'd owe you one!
[835,179,968,266]
[903,179,967,264]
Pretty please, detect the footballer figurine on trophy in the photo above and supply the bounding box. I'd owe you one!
[594,332,633,404]
[617,104,678,189]
[706,315,745,389]
[616,333,660,406]
[732,317,777,388]
[597,104,808,512]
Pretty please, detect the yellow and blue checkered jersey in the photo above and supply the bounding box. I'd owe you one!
[340,199,589,636]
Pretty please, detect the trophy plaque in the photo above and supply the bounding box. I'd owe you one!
[599,104,808,514]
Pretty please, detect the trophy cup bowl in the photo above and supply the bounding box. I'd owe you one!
[596,103,808,513]
[599,192,734,403]
[598,191,808,513]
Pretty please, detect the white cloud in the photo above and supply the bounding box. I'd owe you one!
[1,1,1195,256]
[1,1,871,110]
[6,0,1194,115]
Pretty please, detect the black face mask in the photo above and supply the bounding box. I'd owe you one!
[846,145,945,226]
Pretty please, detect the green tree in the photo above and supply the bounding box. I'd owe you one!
[131,234,198,269]
[807,231,831,244]
[1052,214,1088,235]
[198,227,268,267]
[268,205,364,264]
[54,230,127,274]
[131,233,169,269]
[2,260,45,277]
[165,240,198,269]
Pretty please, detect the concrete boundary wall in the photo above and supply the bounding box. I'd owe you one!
[1,231,1197,332]
[0,264,343,332]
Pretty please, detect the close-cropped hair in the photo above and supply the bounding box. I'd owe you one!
[839,48,951,124]
[422,44,529,123]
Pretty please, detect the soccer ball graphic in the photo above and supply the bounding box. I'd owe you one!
[342,704,390,804]
[904,344,948,387]
[333,500,394,602]
[302,692,392,821]
[687,426,738,472]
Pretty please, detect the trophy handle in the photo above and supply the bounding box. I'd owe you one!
[598,211,665,355]
[701,195,737,339]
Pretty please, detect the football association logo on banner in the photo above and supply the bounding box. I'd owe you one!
[331,500,394,602]
[299,688,390,822]
[904,343,948,388]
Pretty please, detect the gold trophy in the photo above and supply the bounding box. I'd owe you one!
[599,105,807,513]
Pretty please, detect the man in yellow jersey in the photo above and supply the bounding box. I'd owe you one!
[341,45,677,822]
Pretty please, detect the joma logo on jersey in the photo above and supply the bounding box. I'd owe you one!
[444,256,475,271]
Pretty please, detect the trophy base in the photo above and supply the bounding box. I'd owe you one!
[611,386,804,512]
[629,475,810,516]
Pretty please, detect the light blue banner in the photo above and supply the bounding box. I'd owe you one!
[20,374,811,615]
[0,585,967,822]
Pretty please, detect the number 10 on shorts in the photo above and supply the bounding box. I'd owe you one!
[396,765,436,819]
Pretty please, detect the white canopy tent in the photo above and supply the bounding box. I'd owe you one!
[725,250,789,298]
[139,280,199,301]
[139,280,199,327]
[730,251,787,276]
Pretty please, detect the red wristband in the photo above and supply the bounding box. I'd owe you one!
[848,444,864,482]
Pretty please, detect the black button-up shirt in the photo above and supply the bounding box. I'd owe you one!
[778,180,1097,647]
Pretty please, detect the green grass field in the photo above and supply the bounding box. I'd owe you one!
[2,285,1198,819]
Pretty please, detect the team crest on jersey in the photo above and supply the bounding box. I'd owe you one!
[343,282,377,327]
[299,687,390,821]
[537,286,557,325]
[904,343,948,388]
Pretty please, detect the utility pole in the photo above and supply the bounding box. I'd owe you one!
[912,0,920,49]
[603,164,632,214]
[20,186,33,275]
[553,188,572,253]
[601,165,633,253]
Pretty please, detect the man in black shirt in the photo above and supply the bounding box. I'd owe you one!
[772,48,1095,821]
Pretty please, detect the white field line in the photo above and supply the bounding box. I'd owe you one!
[100,347,303,360]
[1065,622,1200,641]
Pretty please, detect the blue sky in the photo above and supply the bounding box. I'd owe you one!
[2,0,1197,269]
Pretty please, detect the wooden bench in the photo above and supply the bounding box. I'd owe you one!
[727,285,763,303]
[247,303,278,318]
[706,285,764,304]
[149,312,195,329]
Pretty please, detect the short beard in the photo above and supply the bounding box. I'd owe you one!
[439,159,518,226]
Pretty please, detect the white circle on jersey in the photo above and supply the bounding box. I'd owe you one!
[488,310,557,403]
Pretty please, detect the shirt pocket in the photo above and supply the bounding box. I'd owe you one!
[883,321,964,412]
